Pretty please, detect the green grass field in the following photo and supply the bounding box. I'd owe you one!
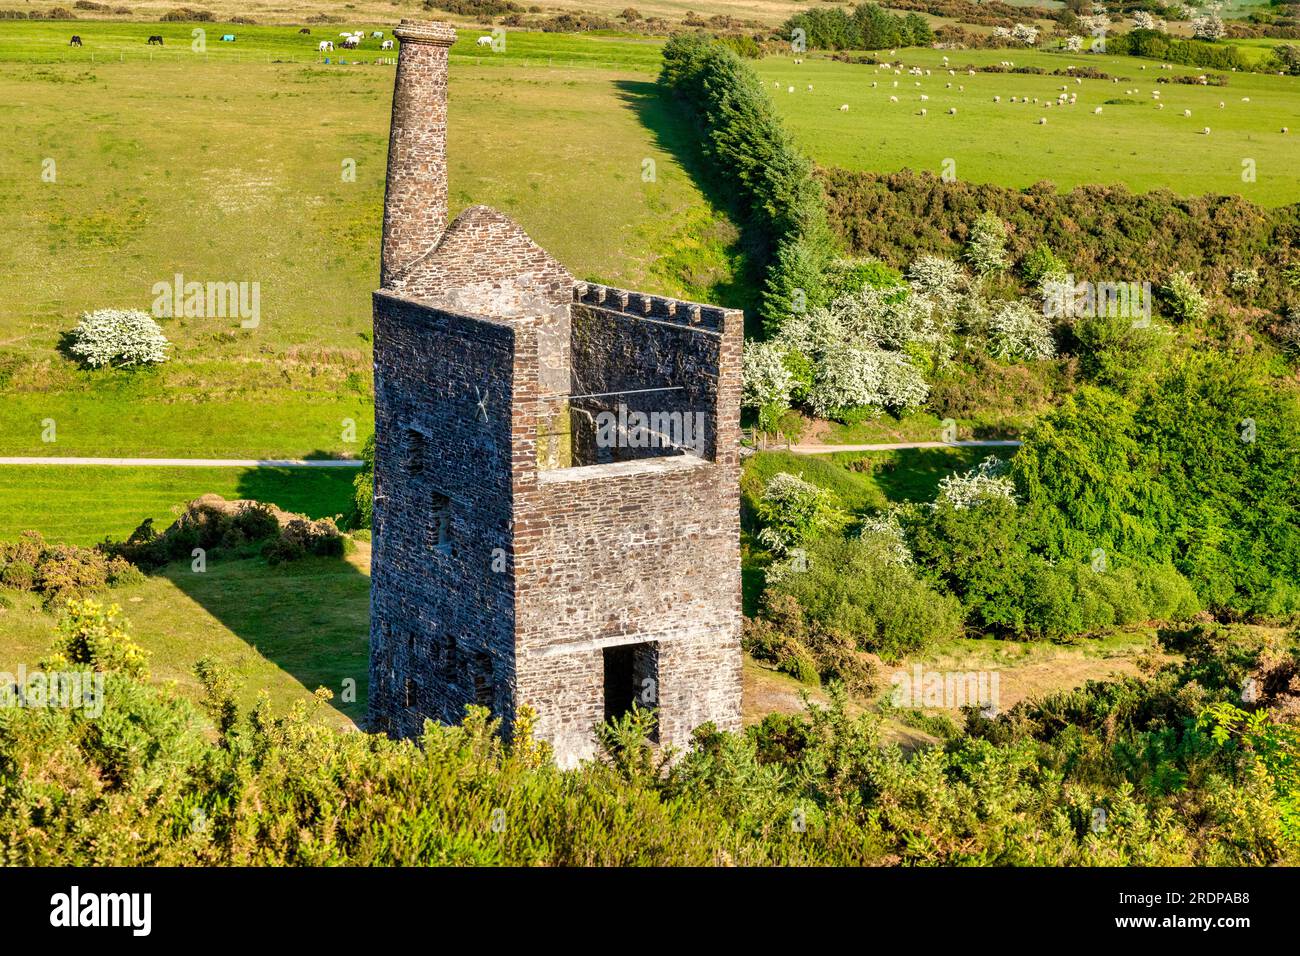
[0,465,357,544]
[756,47,1300,205]
[0,548,370,728]
[0,22,740,456]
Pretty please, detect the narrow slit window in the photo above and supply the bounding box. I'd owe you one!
[430,492,451,552]
[405,428,426,476]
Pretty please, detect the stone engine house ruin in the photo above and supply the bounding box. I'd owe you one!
[368,19,743,765]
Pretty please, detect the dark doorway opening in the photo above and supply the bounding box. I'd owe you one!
[602,641,659,740]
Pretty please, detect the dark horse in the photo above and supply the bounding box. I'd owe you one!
[69,36,82,47]
[299,27,311,34]
[147,35,164,45]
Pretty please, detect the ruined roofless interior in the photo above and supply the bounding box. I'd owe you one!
[367,19,744,766]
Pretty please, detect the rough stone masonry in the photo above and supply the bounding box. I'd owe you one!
[368,19,743,766]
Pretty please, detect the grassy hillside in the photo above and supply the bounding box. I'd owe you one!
[0,465,357,544]
[755,47,1300,204]
[0,23,741,456]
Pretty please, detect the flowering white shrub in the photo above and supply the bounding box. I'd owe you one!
[1132,11,1157,30]
[1192,13,1225,40]
[858,510,912,566]
[1065,34,1083,51]
[985,299,1057,360]
[68,309,171,368]
[807,343,929,416]
[1011,23,1039,45]
[906,254,966,312]
[936,457,1017,510]
[1078,13,1111,35]
[756,472,840,556]
[965,213,1010,275]
[742,340,795,414]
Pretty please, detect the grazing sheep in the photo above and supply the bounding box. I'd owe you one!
[919,108,927,116]
[1075,78,1082,85]
[1282,127,1289,134]
[381,39,394,50]
[1038,117,1047,124]
[993,95,1000,103]
[948,107,957,115]
[787,86,794,93]
[946,82,952,89]
[807,84,813,91]
[889,95,898,103]
[1202,127,1211,134]
[840,104,849,111]
[1094,106,1102,114]
[1183,108,1191,117]
[1157,103,1165,109]
[920,94,929,101]
[958,84,964,91]
[870,81,877,88]
[1219,102,1225,108]
[1242,97,1251,103]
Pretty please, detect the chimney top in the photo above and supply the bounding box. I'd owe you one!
[393,19,457,46]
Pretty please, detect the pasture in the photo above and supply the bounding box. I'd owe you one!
[0,22,738,455]
[756,47,1300,205]
[0,464,357,544]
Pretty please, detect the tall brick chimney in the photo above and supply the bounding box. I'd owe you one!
[380,19,457,289]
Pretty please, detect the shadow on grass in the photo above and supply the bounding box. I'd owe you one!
[613,78,766,332]
[157,468,370,726]
[862,447,1012,504]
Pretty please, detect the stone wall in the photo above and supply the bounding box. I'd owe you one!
[369,290,519,737]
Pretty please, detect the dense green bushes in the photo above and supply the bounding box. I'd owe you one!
[659,33,834,331]
[1109,28,1255,72]
[781,3,934,51]
[1,606,1295,865]
[820,169,1300,316]
[1013,355,1300,617]
[106,494,348,569]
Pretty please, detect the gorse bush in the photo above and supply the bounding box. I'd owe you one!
[0,531,141,608]
[4,610,1294,865]
[820,168,1300,315]
[67,309,170,368]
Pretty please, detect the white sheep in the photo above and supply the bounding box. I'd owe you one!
[1242,96,1251,103]
[993,95,1000,103]
[1038,117,1047,124]
[920,94,929,101]
[1283,127,1290,134]
[919,108,927,116]
[787,86,794,93]
[840,104,849,112]
[889,95,898,103]
[1157,103,1165,110]
[807,84,813,91]
[870,81,877,88]
[1183,108,1191,117]
[1094,106,1103,114]
[1219,102,1225,108]
[947,107,956,115]
[1201,126,1211,134]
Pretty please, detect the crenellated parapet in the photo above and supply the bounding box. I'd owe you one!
[572,282,734,334]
